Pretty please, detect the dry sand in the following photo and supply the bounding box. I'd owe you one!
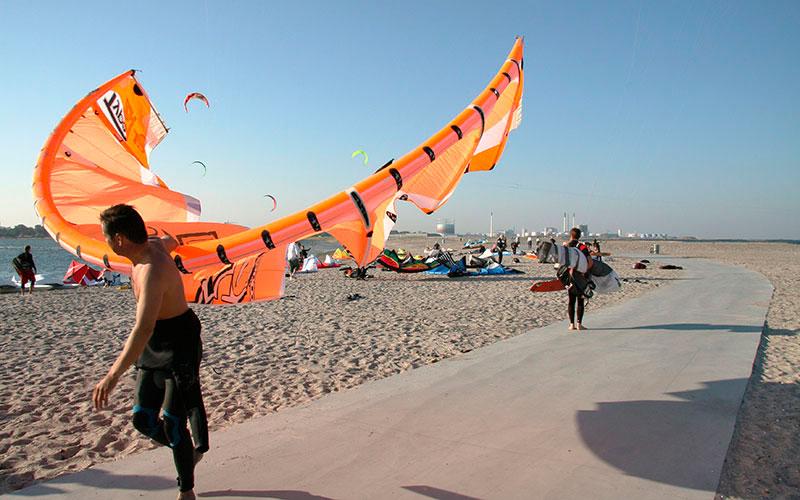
[0,237,796,497]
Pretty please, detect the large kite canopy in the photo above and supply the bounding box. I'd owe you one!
[33,38,524,304]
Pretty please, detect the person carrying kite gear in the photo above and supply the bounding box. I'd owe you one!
[560,227,593,331]
[13,245,37,295]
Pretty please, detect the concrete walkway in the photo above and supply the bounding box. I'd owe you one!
[14,258,773,499]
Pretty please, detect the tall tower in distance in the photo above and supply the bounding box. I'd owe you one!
[572,212,576,229]
[562,212,567,233]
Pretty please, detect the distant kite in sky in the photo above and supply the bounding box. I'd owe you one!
[192,161,207,176]
[264,194,277,212]
[184,92,209,112]
[351,150,368,166]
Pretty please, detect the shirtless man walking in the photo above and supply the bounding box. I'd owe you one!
[92,204,208,499]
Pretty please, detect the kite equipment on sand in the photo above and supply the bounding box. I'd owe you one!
[32,38,524,304]
[530,255,621,295]
[183,92,209,112]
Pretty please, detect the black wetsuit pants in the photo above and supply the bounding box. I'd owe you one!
[133,369,197,492]
[568,287,585,324]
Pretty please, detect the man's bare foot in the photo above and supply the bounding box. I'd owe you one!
[568,324,576,330]
[577,324,587,330]
[177,490,196,500]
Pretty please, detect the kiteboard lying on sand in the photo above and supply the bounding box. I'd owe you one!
[530,279,565,292]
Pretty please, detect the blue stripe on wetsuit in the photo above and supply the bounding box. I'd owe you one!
[162,409,183,447]
[132,404,161,439]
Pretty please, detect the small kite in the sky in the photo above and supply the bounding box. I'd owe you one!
[192,161,207,176]
[184,92,210,112]
[351,149,368,166]
[264,194,277,212]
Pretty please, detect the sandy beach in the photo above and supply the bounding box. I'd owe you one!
[0,238,797,498]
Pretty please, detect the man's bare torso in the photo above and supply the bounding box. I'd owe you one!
[131,238,188,320]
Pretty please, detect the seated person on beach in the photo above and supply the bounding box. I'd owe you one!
[13,245,37,295]
[92,204,208,500]
[426,242,443,259]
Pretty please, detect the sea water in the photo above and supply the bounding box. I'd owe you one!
[1,237,77,285]
[1,234,344,286]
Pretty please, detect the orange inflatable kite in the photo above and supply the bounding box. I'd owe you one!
[32,38,524,304]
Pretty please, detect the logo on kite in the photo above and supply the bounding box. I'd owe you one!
[99,90,127,141]
[192,161,207,177]
[351,150,368,166]
[264,194,277,212]
[184,92,210,112]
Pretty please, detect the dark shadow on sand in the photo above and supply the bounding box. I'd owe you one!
[421,275,532,284]
[199,490,333,499]
[589,323,762,333]
[621,276,699,281]
[13,469,176,495]
[577,378,748,492]
[402,485,482,499]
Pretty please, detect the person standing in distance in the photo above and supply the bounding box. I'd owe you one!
[565,227,593,331]
[92,204,208,500]
[13,245,37,295]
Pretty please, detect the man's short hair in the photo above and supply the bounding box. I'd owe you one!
[100,204,148,244]
[24,245,31,252]
[570,227,582,240]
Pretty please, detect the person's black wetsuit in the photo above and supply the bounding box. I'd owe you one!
[133,309,208,493]
[568,287,584,325]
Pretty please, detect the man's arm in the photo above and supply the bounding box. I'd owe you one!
[92,266,164,409]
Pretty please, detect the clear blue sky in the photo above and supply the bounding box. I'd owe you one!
[1,1,798,238]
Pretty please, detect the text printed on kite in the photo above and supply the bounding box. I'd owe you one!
[32,38,524,304]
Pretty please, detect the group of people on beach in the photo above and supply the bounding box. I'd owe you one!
[12,204,603,498]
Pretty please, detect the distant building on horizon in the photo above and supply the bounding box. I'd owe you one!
[435,219,455,235]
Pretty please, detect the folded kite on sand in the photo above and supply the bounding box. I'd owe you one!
[32,38,524,304]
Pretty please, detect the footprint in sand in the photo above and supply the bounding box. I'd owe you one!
[53,445,82,460]
[91,431,116,453]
